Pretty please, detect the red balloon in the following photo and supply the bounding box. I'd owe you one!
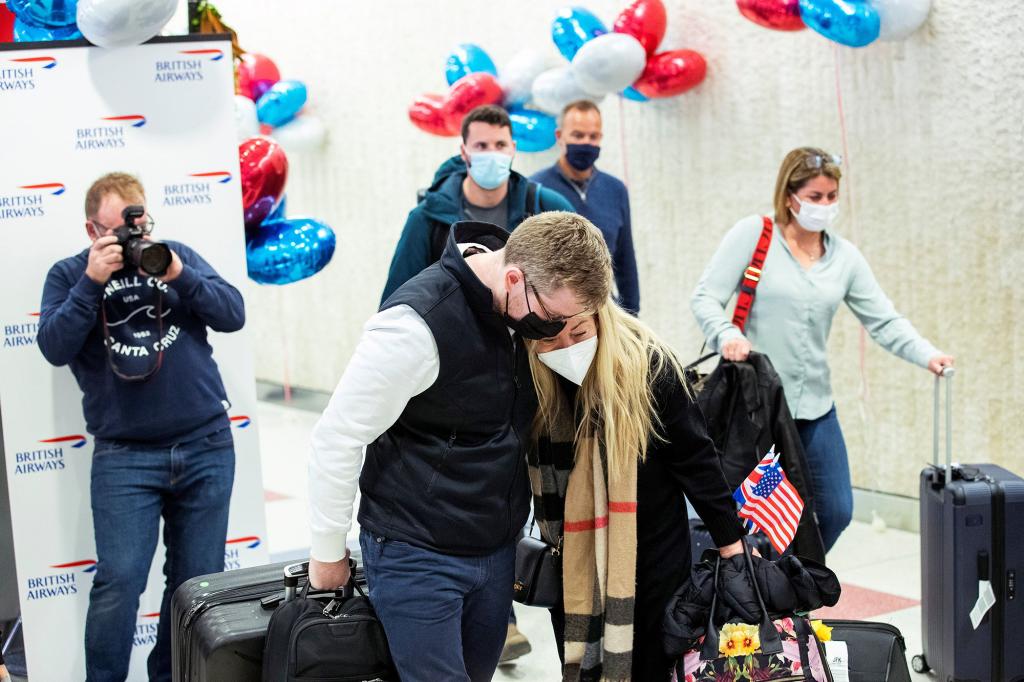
[613,0,668,56]
[441,73,504,135]
[236,53,281,101]
[736,0,805,31]
[238,136,289,228]
[633,50,707,98]
[409,93,457,137]
[0,3,15,43]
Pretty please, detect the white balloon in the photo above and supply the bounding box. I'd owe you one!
[873,0,932,41]
[531,66,604,116]
[500,48,559,108]
[77,0,178,49]
[571,33,647,96]
[271,115,327,154]
[234,95,259,142]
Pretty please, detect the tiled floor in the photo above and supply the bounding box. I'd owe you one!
[255,400,932,681]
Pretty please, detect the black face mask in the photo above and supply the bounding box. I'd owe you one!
[565,143,601,171]
[503,277,566,340]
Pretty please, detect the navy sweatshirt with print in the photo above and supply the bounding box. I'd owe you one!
[37,240,244,444]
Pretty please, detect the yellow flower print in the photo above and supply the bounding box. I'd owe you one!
[810,620,833,642]
[718,622,761,657]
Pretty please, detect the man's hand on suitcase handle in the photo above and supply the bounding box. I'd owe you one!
[309,548,351,590]
[927,354,955,376]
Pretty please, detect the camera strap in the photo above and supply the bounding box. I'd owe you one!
[101,289,165,382]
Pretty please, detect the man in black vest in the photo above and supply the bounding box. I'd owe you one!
[308,213,612,681]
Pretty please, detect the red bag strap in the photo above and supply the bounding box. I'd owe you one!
[730,216,774,334]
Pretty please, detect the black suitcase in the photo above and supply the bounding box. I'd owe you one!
[171,553,365,681]
[821,620,911,682]
[913,370,1024,681]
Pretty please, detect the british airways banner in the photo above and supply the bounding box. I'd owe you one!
[0,36,268,680]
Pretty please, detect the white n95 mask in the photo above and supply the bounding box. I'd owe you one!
[792,195,839,232]
[537,336,598,386]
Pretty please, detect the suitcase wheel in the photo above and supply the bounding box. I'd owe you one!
[911,654,929,673]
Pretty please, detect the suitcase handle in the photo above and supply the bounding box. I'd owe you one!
[932,366,955,485]
[282,557,357,602]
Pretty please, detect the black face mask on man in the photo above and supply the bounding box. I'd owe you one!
[565,143,601,171]
[503,276,567,340]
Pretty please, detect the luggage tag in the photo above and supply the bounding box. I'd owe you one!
[824,640,850,682]
[969,580,996,629]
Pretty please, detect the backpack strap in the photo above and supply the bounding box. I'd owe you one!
[730,216,774,334]
[525,181,540,219]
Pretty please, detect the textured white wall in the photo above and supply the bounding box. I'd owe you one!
[209,0,1024,496]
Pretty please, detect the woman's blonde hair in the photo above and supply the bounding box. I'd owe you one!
[772,147,842,225]
[528,300,690,481]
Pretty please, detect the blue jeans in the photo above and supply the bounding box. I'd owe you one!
[359,528,515,682]
[84,427,235,682]
[795,405,853,553]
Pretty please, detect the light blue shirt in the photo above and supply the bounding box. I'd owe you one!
[691,214,940,420]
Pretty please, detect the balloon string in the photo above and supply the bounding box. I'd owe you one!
[617,95,631,187]
[833,44,870,413]
[279,292,292,404]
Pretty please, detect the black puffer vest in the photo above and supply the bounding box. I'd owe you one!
[357,221,537,555]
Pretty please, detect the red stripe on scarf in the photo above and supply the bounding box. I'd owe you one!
[564,516,609,533]
[609,501,638,513]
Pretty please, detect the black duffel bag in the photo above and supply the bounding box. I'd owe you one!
[262,559,396,682]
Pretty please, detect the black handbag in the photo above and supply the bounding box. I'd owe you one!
[513,534,562,609]
[261,559,397,682]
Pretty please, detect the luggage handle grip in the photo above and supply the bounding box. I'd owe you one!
[933,366,955,485]
[283,557,357,602]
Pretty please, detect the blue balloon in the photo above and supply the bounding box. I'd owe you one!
[551,6,607,61]
[509,108,557,153]
[256,80,308,128]
[267,194,287,222]
[7,0,78,28]
[246,217,336,285]
[445,43,498,87]
[13,16,82,41]
[620,86,649,102]
[798,0,880,48]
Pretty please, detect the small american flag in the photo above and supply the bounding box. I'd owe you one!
[733,447,804,555]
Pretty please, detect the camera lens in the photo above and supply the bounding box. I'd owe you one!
[137,241,172,276]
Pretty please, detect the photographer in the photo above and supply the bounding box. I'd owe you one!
[37,173,245,682]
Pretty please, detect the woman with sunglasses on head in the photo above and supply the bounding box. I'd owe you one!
[690,147,954,553]
[525,300,747,681]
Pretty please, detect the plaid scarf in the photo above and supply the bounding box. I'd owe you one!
[527,393,639,682]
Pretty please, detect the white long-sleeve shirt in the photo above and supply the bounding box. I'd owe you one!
[691,214,941,420]
[307,305,439,561]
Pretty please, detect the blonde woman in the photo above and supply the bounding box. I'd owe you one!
[526,301,746,681]
[691,147,954,552]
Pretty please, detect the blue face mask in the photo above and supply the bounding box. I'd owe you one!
[467,151,513,190]
[565,143,601,171]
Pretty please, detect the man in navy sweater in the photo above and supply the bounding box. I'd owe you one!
[531,100,640,314]
[37,173,245,682]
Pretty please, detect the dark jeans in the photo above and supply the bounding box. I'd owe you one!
[359,528,514,682]
[84,427,235,682]
[795,405,853,553]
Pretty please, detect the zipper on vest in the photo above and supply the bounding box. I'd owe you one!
[507,336,520,539]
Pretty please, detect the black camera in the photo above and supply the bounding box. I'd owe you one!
[114,205,172,277]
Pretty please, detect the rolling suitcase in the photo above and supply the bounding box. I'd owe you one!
[913,369,1024,681]
[171,553,365,681]
[821,620,911,682]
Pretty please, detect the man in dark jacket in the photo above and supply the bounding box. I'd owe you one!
[380,105,573,303]
[309,213,613,682]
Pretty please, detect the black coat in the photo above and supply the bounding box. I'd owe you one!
[693,352,826,564]
[663,552,842,657]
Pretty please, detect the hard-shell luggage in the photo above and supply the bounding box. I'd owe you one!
[821,620,910,682]
[913,369,1024,681]
[170,553,365,682]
